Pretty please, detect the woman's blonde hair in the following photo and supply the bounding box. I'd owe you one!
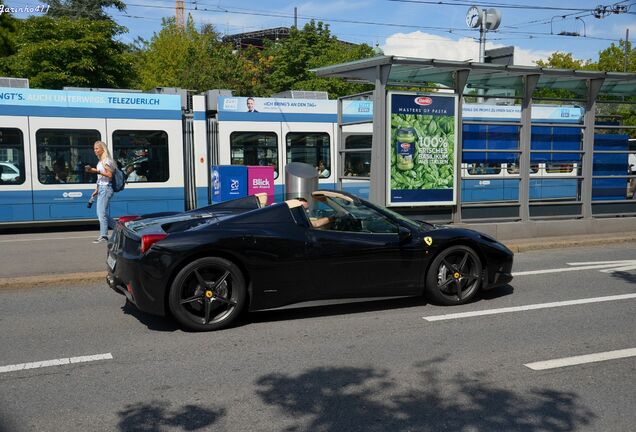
[94,141,111,162]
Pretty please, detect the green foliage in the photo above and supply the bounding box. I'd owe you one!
[1,16,134,89]
[135,16,265,94]
[597,39,635,73]
[260,20,375,98]
[43,0,126,20]
[0,13,17,58]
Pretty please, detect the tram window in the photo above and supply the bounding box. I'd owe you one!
[0,128,25,185]
[344,134,371,150]
[286,132,331,178]
[465,163,502,175]
[113,130,169,183]
[343,135,371,177]
[36,129,100,184]
[230,132,278,179]
[344,152,371,177]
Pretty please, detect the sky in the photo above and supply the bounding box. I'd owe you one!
[5,0,636,66]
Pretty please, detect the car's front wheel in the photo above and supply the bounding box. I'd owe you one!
[168,257,246,331]
[425,245,482,305]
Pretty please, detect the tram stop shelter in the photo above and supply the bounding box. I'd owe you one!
[312,55,636,238]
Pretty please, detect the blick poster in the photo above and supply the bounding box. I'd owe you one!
[387,92,458,206]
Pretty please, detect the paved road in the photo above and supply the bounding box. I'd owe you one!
[0,245,635,431]
[1,227,635,281]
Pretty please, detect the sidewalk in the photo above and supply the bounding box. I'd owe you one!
[1,232,634,290]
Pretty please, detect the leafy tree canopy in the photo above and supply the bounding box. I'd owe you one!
[43,0,125,20]
[1,16,134,89]
[135,16,267,95]
[261,20,375,98]
[0,13,18,57]
[535,52,592,70]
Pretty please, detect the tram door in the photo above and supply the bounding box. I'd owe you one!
[28,117,107,222]
[0,116,33,222]
[105,118,185,216]
[217,121,283,201]
[282,122,336,191]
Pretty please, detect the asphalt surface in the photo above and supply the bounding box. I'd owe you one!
[1,227,635,288]
[0,244,635,431]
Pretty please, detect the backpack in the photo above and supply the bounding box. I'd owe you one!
[111,163,127,192]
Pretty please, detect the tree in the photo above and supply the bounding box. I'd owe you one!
[43,0,126,20]
[2,16,135,89]
[135,17,266,95]
[261,21,375,98]
[0,12,17,58]
[535,52,592,70]
[597,39,635,73]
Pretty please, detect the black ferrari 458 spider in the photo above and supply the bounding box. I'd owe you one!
[106,190,513,331]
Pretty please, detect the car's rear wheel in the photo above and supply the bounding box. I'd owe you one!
[425,245,482,305]
[168,257,246,331]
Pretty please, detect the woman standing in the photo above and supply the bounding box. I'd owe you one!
[85,141,114,244]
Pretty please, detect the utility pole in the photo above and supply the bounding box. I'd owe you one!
[176,0,185,30]
[625,29,630,72]
[294,7,298,28]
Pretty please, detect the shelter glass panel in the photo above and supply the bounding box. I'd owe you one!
[461,124,520,203]
[592,127,636,201]
[36,129,100,184]
[343,134,371,177]
[0,128,25,185]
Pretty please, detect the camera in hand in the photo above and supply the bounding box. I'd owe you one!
[87,196,95,208]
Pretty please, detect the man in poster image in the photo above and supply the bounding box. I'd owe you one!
[246,97,258,112]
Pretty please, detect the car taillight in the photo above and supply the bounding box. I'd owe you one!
[118,215,141,225]
[140,234,168,254]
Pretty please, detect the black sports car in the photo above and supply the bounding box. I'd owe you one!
[106,191,513,331]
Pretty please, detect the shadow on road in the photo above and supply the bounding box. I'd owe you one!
[117,401,224,432]
[478,284,515,301]
[609,270,636,285]
[248,296,429,325]
[121,302,180,332]
[255,358,596,432]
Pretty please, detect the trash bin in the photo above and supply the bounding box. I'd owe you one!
[285,162,318,201]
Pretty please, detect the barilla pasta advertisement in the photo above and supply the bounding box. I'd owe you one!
[387,92,458,206]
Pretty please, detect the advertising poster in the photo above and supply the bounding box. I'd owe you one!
[247,166,275,205]
[211,165,247,203]
[387,92,458,206]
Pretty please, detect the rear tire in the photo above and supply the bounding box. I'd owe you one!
[425,245,482,305]
[168,257,246,331]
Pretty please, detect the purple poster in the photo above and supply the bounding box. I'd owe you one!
[247,166,274,205]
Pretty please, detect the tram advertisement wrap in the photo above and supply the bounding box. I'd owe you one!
[387,92,458,206]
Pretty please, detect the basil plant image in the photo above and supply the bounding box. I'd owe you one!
[390,113,455,191]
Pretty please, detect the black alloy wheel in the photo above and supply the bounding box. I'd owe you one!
[425,245,482,305]
[168,257,246,331]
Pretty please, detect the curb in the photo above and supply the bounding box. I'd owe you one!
[1,237,634,290]
[504,236,636,253]
[0,271,106,290]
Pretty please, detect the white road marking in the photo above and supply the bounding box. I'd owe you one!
[422,293,636,321]
[0,353,113,374]
[0,236,95,243]
[513,260,636,276]
[524,348,636,371]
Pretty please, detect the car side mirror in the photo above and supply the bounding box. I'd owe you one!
[398,225,412,244]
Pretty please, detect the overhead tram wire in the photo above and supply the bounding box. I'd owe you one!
[504,1,634,30]
[386,0,590,12]
[120,2,622,43]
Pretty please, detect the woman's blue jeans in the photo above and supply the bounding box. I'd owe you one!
[97,184,114,238]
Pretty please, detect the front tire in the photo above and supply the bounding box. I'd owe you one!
[168,257,246,331]
[425,245,482,305]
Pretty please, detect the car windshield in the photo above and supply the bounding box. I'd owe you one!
[372,203,430,231]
